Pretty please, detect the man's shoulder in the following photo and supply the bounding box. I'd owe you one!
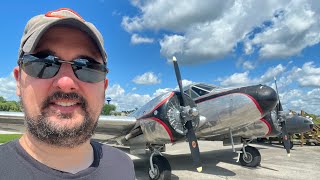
[91,140,132,162]
[0,140,17,155]
[90,140,135,179]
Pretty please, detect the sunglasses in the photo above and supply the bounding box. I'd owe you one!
[18,53,108,83]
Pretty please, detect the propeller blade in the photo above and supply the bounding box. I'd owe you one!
[172,56,202,172]
[172,56,186,106]
[185,121,202,172]
[274,77,290,156]
[281,120,291,157]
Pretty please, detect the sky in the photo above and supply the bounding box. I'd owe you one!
[1,0,320,115]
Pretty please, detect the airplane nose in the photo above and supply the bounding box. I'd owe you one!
[243,85,278,116]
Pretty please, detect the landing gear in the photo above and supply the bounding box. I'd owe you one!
[236,140,261,167]
[148,145,171,180]
[239,146,261,167]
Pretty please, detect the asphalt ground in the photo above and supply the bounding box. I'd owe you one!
[1,130,319,180]
[126,140,320,180]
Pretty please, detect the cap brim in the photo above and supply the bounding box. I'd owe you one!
[22,18,106,61]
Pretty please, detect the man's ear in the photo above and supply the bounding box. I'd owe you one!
[13,67,21,96]
[104,78,108,91]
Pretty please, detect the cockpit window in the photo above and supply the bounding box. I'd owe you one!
[191,86,210,96]
[184,89,200,99]
[196,83,216,91]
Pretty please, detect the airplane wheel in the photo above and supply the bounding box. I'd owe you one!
[148,155,171,180]
[239,146,261,167]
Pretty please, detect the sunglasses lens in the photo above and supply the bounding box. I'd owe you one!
[73,64,106,83]
[20,54,107,83]
[21,55,60,79]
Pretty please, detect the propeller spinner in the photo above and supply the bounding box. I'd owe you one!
[172,56,202,172]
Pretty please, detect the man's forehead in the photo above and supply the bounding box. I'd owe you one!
[34,26,103,61]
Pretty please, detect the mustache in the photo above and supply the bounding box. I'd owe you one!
[41,91,87,110]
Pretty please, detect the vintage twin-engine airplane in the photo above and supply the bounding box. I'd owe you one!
[0,57,304,180]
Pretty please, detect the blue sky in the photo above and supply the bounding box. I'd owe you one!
[1,0,320,115]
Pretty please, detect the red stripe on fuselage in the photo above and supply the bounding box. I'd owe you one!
[137,92,175,119]
[150,117,174,143]
[260,118,271,136]
[243,94,263,115]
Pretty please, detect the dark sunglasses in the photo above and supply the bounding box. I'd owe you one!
[18,53,108,83]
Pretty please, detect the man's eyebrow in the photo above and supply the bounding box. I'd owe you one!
[78,55,102,64]
[34,49,56,56]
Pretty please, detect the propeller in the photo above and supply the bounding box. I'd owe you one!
[274,77,290,157]
[172,56,202,172]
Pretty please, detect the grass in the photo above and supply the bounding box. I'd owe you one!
[0,134,22,143]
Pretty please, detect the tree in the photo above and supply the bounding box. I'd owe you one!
[101,104,116,115]
[0,96,5,102]
[0,96,21,112]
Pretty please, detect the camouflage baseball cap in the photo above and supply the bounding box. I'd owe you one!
[18,8,107,62]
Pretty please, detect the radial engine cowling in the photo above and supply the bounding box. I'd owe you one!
[131,91,199,144]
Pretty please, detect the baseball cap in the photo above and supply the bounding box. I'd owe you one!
[18,8,107,63]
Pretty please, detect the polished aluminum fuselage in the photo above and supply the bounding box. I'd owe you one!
[195,89,262,138]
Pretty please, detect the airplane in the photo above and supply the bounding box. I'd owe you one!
[256,110,314,149]
[0,57,282,180]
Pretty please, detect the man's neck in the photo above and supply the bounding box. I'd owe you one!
[19,133,94,174]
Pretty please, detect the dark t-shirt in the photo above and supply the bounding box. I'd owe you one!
[0,139,135,180]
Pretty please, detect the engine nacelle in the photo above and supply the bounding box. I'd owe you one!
[130,91,199,144]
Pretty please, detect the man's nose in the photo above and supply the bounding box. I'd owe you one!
[52,63,80,92]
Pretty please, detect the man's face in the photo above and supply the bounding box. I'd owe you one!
[14,26,108,147]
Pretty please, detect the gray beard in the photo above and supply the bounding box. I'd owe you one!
[21,92,98,148]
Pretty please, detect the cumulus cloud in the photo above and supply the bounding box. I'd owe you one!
[245,1,320,59]
[132,72,161,85]
[105,84,152,111]
[122,0,320,64]
[283,61,320,88]
[236,58,255,70]
[0,74,17,100]
[281,88,320,115]
[219,64,285,87]
[131,34,154,44]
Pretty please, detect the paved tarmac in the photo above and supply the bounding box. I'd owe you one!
[126,141,319,180]
[1,129,318,180]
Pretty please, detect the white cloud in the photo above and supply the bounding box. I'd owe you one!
[122,0,233,32]
[132,72,161,85]
[282,88,320,115]
[152,88,173,97]
[237,58,255,70]
[285,61,320,88]
[260,64,286,82]
[242,61,255,70]
[219,64,286,87]
[123,0,320,64]
[220,71,252,87]
[131,34,154,44]
[246,1,320,59]
[105,84,152,111]
[0,73,17,101]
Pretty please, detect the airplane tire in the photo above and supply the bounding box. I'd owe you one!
[239,146,261,167]
[148,155,171,180]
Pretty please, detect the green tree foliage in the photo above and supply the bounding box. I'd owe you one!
[101,104,116,115]
[304,112,320,124]
[0,96,21,112]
